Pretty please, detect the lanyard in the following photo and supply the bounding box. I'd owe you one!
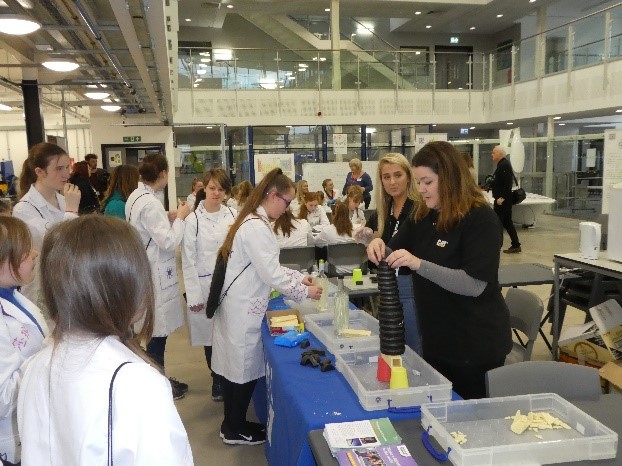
[0,288,45,336]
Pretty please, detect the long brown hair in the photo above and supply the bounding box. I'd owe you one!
[374,153,418,238]
[333,201,353,237]
[220,168,294,263]
[101,164,139,206]
[40,216,156,364]
[0,217,32,282]
[297,192,319,220]
[273,209,298,237]
[236,180,253,207]
[19,142,67,199]
[412,141,487,232]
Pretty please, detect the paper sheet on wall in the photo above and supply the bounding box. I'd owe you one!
[254,153,295,183]
[414,133,447,152]
[108,150,122,168]
[333,134,348,155]
[602,130,622,214]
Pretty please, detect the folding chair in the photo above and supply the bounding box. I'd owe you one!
[504,288,544,365]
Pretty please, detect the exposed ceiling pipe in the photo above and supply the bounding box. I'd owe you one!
[71,0,143,109]
[108,0,162,121]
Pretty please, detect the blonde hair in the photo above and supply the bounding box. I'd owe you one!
[295,179,308,203]
[346,185,364,204]
[374,153,418,238]
[349,158,362,171]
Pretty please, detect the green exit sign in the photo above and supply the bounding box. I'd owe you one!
[123,136,141,142]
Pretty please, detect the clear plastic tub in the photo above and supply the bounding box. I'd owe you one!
[334,345,453,411]
[305,310,380,353]
[420,393,618,465]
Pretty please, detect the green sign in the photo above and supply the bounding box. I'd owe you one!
[123,136,141,142]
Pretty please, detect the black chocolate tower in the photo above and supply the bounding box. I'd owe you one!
[376,260,406,355]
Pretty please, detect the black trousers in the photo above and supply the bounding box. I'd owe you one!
[146,335,167,369]
[222,377,258,431]
[426,357,506,400]
[203,346,226,385]
[494,201,520,248]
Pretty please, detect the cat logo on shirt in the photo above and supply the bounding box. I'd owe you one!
[436,239,448,248]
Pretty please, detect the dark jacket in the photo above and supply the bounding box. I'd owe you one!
[69,175,100,214]
[490,157,513,201]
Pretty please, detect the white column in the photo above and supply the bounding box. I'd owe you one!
[330,0,341,90]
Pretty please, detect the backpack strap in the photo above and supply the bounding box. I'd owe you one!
[16,200,45,219]
[108,361,133,466]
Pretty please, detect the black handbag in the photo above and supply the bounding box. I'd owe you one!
[511,172,526,205]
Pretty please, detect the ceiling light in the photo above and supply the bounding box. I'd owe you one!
[195,78,203,82]
[426,25,432,29]
[226,4,233,8]
[356,26,374,35]
[42,59,79,72]
[86,84,98,88]
[286,125,292,128]
[432,124,437,127]
[558,123,566,126]
[205,126,213,129]
[470,26,476,30]
[0,104,11,111]
[103,98,112,103]
[213,49,232,60]
[84,92,110,100]
[100,105,121,112]
[470,126,476,130]
[553,116,561,120]
[497,14,504,18]
[199,52,210,57]
[415,51,421,55]
[415,11,422,15]
[200,58,211,63]
[0,14,40,35]
[366,127,376,134]
[197,69,207,75]
[616,109,622,113]
[530,0,536,3]
[506,122,513,125]
[185,18,191,22]
[325,8,330,12]
[288,76,296,80]
[298,63,308,68]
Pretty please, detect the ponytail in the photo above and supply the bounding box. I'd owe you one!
[19,142,67,199]
[220,168,294,262]
[333,201,353,237]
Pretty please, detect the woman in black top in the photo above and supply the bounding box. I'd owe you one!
[68,161,100,214]
[368,141,511,399]
[366,153,421,354]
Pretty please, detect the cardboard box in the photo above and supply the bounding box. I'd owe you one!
[266,309,304,336]
[589,299,622,359]
[599,361,622,394]
[558,322,620,367]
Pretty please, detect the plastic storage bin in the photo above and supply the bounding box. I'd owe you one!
[334,345,452,411]
[420,393,618,465]
[305,310,380,353]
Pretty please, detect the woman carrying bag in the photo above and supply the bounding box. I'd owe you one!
[210,168,322,446]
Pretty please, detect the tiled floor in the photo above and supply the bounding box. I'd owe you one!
[167,213,588,465]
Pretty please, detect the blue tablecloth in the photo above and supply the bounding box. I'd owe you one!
[253,296,453,466]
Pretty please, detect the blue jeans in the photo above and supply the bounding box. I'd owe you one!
[398,274,422,355]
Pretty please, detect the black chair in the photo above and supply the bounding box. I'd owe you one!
[325,242,368,277]
[279,246,317,273]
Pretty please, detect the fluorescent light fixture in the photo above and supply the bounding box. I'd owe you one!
[100,105,121,112]
[415,51,421,55]
[470,26,476,30]
[213,49,232,61]
[195,78,203,82]
[616,109,622,113]
[103,98,112,103]
[42,59,79,72]
[193,84,199,88]
[298,68,306,72]
[497,14,504,18]
[298,63,308,68]
[185,18,191,22]
[0,14,40,35]
[470,126,476,130]
[200,58,211,63]
[506,122,513,125]
[432,124,437,127]
[458,87,463,89]
[366,127,376,134]
[325,8,330,12]
[426,25,432,29]
[558,123,566,126]
[199,52,210,57]
[205,126,213,129]
[197,69,207,75]
[86,84,98,88]
[226,4,233,8]
[84,92,110,100]
[288,76,296,80]
[415,11,421,15]
[286,125,292,128]
[530,0,536,3]
[0,103,11,111]
[553,116,561,120]
[356,26,374,35]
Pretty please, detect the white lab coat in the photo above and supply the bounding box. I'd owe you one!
[289,198,302,217]
[272,218,314,248]
[226,198,239,211]
[182,203,236,346]
[13,185,78,304]
[126,182,185,337]
[17,335,193,466]
[305,208,330,229]
[186,192,197,211]
[0,290,47,464]
[350,207,366,227]
[212,206,309,384]
[315,225,362,274]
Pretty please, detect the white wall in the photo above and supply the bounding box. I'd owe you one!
[90,111,177,200]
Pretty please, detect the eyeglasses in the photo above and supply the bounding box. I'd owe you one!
[274,192,292,208]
